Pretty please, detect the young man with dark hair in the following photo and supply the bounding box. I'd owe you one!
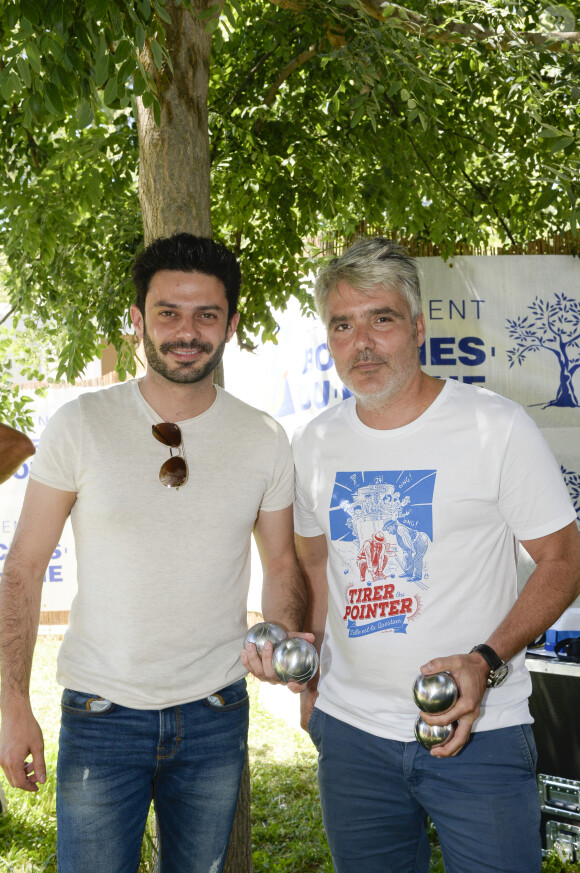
[0,234,308,873]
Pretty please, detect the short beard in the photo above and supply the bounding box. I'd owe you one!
[143,330,227,385]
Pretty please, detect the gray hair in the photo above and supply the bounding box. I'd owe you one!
[314,237,423,325]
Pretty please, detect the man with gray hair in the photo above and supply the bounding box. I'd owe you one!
[291,236,580,872]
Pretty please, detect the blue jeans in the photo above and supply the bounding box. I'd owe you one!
[57,680,249,873]
[308,709,541,873]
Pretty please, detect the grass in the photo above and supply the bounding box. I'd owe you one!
[0,637,579,872]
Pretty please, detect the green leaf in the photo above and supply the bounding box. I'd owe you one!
[132,67,147,96]
[534,188,559,210]
[54,65,77,97]
[24,39,42,74]
[135,21,146,51]
[20,0,42,26]
[153,97,161,126]
[198,4,221,20]
[153,1,173,24]
[222,3,237,27]
[103,75,118,105]
[114,39,134,66]
[351,104,366,127]
[204,16,221,35]
[76,100,94,128]
[117,57,136,86]
[549,135,575,153]
[95,50,110,88]
[16,57,32,88]
[212,27,224,52]
[0,71,15,101]
[44,81,64,116]
[150,38,164,71]
[137,0,152,19]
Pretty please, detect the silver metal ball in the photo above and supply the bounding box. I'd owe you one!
[414,717,455,750]
[272,637,319,683]
[412,671,458,713]
[243,621,288,656]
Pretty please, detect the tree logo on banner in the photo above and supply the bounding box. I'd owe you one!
[562,467,580,524]
[506,294,580,408]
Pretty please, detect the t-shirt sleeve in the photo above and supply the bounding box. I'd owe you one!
[258,422,294,512]
[29,399,80,493]
[292,427,325,538]
[498,406,577,541]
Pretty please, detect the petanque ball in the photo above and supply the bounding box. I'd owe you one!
[414,717,455,750]
[412,671,458,713]
[243,621,288,656]
[272,637,319,683]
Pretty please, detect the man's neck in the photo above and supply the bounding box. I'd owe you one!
[138,370,218,423]
[355,373,445,430]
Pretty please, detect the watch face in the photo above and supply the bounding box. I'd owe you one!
[487,663,509,687]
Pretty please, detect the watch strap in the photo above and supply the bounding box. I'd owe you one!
[469,644,504,671]
[470,644,508,687]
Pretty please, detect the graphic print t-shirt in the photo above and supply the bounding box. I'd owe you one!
[293,381,576,741]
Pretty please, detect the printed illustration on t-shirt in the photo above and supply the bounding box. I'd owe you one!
[330,470,436,638]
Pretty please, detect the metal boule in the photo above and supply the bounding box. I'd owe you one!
[272,637,319,683]
[414,717,456,750]
[243,621,288,657]
[412,671,458,713]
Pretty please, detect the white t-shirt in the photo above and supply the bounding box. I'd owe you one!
[31,381,294,709]
[293,380,576,741]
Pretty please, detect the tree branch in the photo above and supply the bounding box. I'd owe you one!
[0,307,15,327]
[267,0,580,52]
[253,44,318,135]
[230,49,278,105]
[263,45,318,108]
[396,125,475,222]
[459,167,517,246]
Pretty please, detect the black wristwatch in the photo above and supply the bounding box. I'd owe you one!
[469,644,509,687]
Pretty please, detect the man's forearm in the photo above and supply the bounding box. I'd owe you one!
[487,564,580,662]
[486,523,580,662]
[261,563,308,632]
[0,562,42,706]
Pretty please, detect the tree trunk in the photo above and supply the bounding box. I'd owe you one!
[135,3,252,869]
[224,755,254,873]
[136,0,224,243]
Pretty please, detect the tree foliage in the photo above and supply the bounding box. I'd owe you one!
[0,0,579,426]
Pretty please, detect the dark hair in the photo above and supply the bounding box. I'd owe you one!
[132,234,241,320]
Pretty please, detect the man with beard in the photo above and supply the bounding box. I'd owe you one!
[288,237,580,873]
[0,234,309,873]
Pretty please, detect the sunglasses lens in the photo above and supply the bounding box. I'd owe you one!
[152,422,182,448]
[159,456,188,488]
